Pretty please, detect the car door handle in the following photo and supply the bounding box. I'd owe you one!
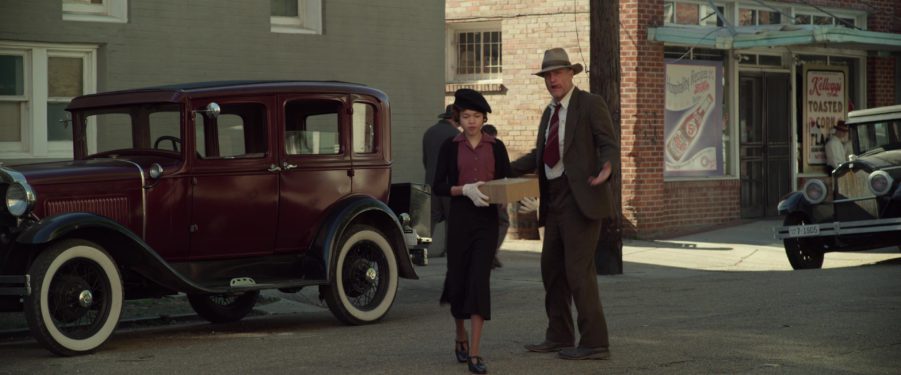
[283,162,298,170]
[267,164,282,172]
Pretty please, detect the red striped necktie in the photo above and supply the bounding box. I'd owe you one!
[543,103,563,167]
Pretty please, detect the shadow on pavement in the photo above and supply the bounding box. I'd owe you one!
[625,239,732,251]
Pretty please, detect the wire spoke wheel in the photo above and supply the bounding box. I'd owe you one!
[24,240,123,356]
[321,224,398,325]
[341,241,389,310]
[46,259,112,339]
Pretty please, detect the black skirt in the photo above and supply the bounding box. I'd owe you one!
[440,196,498,320]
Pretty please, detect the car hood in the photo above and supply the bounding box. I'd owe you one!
[849,149,901,170]
[7,159,144,186]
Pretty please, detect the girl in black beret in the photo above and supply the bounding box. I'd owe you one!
[432,88,512,374]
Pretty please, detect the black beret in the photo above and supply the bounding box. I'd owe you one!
[453,88,492,114]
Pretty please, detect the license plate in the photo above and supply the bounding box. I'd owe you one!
[788,224,820,237]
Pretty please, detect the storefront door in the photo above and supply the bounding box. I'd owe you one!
[739,72,791,218]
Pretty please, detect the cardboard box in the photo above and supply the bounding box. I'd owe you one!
[478,177,539,204]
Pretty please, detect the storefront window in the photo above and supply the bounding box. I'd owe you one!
[663,47,732,178]
[663,1,724,27]
[794,13,856,27]
[739,8,782,26]
[738,54,783,67]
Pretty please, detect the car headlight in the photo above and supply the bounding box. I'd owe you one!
[802,179,827,204]
[868,171,893,196]
[5,182,36,217]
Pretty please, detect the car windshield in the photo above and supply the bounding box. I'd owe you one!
[852,119,901,155]
[78,103,183,157]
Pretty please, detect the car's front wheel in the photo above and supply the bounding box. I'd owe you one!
[320,224,398,325]
[24,239,123,356]
[783,215,824,270]
[187,291,259,323]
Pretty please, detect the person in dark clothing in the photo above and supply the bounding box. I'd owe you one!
[423,105,461,256]
[432,89,511,374]
[515,48,617,361]
[481,124,508,269]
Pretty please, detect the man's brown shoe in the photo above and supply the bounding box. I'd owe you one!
[558,346,611,360]
[524,341,570,353]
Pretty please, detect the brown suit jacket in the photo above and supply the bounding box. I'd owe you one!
[512,87,619,225]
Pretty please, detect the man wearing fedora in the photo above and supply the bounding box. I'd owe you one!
[512,47,618,360]
[423,104,461,255]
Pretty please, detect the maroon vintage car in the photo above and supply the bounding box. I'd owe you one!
[0,81,429,356]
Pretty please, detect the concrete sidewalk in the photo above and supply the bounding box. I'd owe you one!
[505,218,900,272]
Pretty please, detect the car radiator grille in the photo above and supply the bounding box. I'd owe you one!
[45,197,130,225]
[835,169,878,220]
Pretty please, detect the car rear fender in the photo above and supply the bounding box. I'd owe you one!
[14,212,213,294]
[310,195,418,281]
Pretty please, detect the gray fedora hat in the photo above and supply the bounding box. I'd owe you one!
[534,48,584,76]
[437,104,454,119]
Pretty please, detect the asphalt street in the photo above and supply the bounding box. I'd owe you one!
[1,219,899,374]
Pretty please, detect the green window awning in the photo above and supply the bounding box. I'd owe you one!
[649,25,901,54]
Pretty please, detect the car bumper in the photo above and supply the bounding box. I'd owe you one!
[0,275,30,296]
[406,233,431,266]
[774,217,901,239]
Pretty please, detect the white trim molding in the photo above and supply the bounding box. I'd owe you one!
[62,0,128,24]
[271,0,322,35]
[0,41,97,160]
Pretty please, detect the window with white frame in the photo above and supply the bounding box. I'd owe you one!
[793,12,856,28]
[0,42,96,159]
[62,0,128,23]
[447,23,502,83]
[271,0,322,35]
[738,7,783,26]
[663,1,724,27]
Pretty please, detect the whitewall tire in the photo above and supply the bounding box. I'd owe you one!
[24,239,123,356]
[320,225,398,325]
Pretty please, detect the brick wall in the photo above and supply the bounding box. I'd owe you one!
[663,180,741,235]
[620,0,669,238]
[857,0,899,107]
[445,0,592,162]
[445,0,898,239]
[868,57,898,107]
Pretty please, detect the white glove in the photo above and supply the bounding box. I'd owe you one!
[518,196,539,214]
[461,182,490,207]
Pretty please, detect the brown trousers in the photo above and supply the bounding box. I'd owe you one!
[542,177,610,349]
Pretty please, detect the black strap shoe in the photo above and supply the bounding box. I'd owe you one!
[468,356,488,374]
[455,340,469,363]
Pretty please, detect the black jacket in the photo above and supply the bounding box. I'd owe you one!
[432,136,512,197]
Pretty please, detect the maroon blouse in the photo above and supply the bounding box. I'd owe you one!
[454,132,496,185]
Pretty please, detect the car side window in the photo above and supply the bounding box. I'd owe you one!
[352,102,377,154]
[195,103,268,159]
[284,99,341,155]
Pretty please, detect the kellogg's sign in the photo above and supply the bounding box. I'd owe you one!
[803,66,848,171]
